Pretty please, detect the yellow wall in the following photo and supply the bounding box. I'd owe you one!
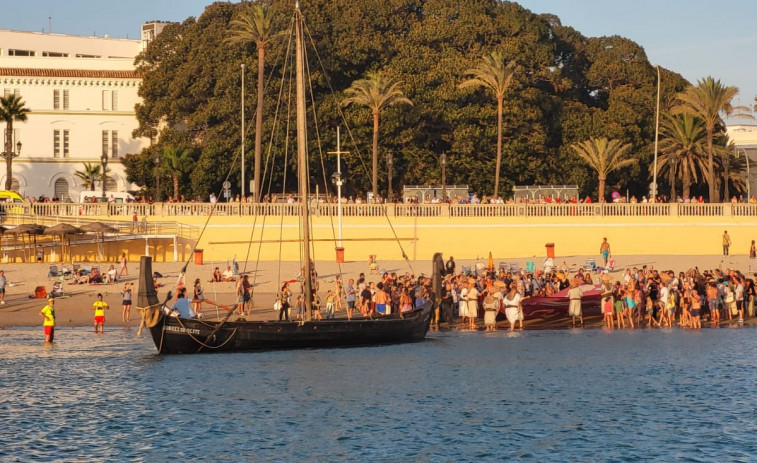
[6,214,757,263]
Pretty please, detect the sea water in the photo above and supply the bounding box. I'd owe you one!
[2,326,757,462]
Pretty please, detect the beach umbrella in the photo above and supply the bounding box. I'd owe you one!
[80,222,118,261]
[9,224,46,262]
[44,223,82,262]
[487,252,494,270]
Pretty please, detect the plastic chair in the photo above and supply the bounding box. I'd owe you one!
[47,265,59,280]
[584,259,596,272]
[509,262,519,273]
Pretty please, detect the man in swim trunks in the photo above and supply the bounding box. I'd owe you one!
[39,298,55,343]
[599,238,611,268]
[92,293,109,333]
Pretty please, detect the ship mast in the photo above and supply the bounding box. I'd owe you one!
[295,2,313,320]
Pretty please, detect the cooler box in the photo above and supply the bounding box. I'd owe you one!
[335,247,345,263]
[526,261,535,272]
[194,249,203,266]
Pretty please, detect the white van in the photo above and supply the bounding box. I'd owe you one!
[79,191,135,203]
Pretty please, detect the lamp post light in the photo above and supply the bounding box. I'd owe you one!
[241,62,246,199]
[154,153,161,202]
[440,152,447,201]
[652,64,661,201]
[100,153,108,201]
[0,136,22,187]
[386,151,393,203]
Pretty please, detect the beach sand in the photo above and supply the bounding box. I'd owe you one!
[0,253,752,329]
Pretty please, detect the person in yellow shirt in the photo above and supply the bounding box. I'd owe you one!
[39,298,55,343]
[92,293,109,333]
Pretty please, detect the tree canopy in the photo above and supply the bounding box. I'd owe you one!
[129,0,700,202]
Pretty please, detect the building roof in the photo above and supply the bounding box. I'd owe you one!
[0,68,139,78]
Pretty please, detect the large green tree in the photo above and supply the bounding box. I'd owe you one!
[0,94,30,190]
[459,51,518,199]
[342,72,412,200]
[225,3,285,202]
[129,0,688,202]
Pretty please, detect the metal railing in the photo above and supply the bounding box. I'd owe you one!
[4,201,757,220]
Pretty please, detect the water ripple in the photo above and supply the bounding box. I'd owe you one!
[2,327,757,461]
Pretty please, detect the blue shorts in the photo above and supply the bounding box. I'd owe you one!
[602,250,609,259]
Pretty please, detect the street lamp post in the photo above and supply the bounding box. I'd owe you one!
[386,151,393,203]
[0,133,22,187]
[100,153,108,201]
[154,153,161,202]
[241,63,246,199]
[440,152,447,201]
[652,64,661,201]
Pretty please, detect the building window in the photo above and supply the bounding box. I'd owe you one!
[53,90,60,110]
[102,131,109,157]
[8,49,35,57]
[63,90,69,110]
[4,89,20,98]
[102,90,118,111]
[42,51,69,57]
[53,130,60,158]
[102,130,118,159]
[111,130,118,158]
[54,178,70,201]
[63,130,70,158]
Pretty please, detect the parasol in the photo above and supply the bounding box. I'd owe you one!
[80,222,118,261]
[8,224,47,262]
[487,252,494,270]
[44,223,83,262]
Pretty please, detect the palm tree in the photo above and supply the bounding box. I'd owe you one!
[673,77,752,202]
[342,72,413,200]
[74,162,105,191]
[161,146,194,200]
[225,3,285,203]
[459,51,518,198]
[570,138,635,202]
[655,113,708,199]
[0,94,30,190]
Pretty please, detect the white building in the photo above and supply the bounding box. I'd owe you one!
[726,124,757,199]
[0,25,167,200]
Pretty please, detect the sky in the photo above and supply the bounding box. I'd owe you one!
[1,0,755,121]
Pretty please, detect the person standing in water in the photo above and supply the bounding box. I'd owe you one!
[39,298,55,343]
[92,293,109,333]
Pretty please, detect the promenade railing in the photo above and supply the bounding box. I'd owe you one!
[5,202,757,220]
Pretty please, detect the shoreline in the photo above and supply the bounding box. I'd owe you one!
[0,253,752,328]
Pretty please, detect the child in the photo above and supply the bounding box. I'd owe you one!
[603,296,614,328]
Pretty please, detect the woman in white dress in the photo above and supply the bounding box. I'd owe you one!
[503,283,523,332]
[465,279,479,329]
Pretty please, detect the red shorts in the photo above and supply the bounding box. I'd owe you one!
[44,325,54,335]
[94,315,105,323]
